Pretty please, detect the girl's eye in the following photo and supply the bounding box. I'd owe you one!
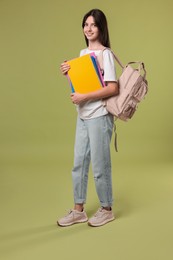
[84,23,97,28]
[92,24,98,28]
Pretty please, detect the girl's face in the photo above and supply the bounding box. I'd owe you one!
[83,16,99,43]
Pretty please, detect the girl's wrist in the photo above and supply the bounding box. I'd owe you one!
[83,94,89,102]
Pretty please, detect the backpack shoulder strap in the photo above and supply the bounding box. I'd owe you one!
[97,47,124,70]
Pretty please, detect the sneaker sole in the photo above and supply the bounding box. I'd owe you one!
[57,218,88,227]
[88,216,115,227]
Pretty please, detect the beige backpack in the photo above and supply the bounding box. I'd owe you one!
[98,49,148,122]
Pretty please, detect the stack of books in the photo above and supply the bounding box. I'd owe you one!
[66,53,105,94]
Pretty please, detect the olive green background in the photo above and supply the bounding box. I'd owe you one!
[0,0,173,259]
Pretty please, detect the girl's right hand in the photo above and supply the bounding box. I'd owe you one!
[60,61,70,75]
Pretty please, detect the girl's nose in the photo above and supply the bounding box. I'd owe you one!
[87,26,92,31]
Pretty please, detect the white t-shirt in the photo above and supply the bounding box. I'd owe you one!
[77,48,117,120]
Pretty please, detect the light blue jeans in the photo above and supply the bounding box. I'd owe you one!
[72,114,114,207]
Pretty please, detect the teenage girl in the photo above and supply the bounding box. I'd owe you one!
[57,9,119,227]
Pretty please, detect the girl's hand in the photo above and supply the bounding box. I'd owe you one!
[60,61,70,75]
[70,93,87,105]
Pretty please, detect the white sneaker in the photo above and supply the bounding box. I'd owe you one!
[57,209,88,227]
[88,208,115,227]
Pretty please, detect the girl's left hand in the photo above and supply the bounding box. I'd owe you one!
[70,93,87,105]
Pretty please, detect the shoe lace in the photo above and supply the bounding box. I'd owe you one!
[94,208,103,217]
[64,209,73,217]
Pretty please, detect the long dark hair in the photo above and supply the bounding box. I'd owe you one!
[82,9,111,48]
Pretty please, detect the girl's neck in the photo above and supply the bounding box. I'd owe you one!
[88,42,104,51]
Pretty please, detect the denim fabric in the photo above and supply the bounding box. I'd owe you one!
[72,114,114,207]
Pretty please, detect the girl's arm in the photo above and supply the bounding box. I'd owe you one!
[71,81,119,105]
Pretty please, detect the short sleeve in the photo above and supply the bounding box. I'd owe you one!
[103,49,117,82]
[80,49,87,57]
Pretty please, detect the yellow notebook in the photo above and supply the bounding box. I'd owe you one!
[66,53,104,94]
